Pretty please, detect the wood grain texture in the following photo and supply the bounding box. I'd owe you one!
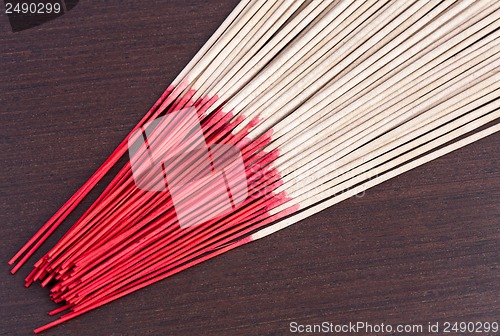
[0,1,498,335]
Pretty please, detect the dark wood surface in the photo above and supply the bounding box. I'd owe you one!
[1,1,499,335]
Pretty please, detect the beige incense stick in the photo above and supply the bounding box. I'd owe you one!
[254,119,500,240]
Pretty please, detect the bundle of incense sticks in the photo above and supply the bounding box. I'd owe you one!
[9,0,499,332]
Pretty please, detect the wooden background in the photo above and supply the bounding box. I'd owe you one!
[0,1,498,335]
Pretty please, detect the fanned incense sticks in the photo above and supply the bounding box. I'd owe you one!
[8,0,499,333]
